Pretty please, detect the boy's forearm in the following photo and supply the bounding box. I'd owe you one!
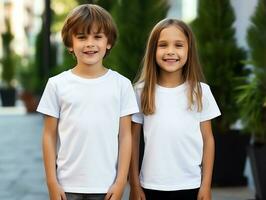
[42,130,58,185]
[115,130,132,186]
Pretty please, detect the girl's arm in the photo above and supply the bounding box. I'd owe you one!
[198,120,215,200]
[105,115,132,200]
[129,122,146,200]
[42,115,66,200]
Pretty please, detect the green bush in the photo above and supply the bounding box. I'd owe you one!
[237,0,266,144]
[191,0,247,134]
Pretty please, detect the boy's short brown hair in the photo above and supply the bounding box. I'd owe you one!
[61,4,117,55]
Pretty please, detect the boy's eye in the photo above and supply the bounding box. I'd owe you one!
[76,35,86,39]
[94,35,103,39]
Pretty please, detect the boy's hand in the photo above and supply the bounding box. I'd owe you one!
[48,182,67,200]
[197,185,211,200]
[104,182,125,200]
[129,185,146,200]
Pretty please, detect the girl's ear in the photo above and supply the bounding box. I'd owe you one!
[107,44,111,50]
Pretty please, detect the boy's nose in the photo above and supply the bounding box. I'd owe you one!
[85,37,95,47]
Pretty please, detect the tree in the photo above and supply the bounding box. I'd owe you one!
[238,0,266,143]
[191,0,247,134]
[1,19,15,88]
[107,0,169,81]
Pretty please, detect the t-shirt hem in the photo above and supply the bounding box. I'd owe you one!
[120,107,139,117]
[36,107,59,118]
[200,112,221,122]
[140,181,201,191]
[62,186,109,193]
[131,116,143,124]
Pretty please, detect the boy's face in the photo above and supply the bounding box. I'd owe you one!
[69,25,111,68]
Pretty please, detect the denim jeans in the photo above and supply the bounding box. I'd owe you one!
[65,193,106,200]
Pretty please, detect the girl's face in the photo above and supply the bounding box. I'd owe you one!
[156,25,188,75]
[69,25,111,68]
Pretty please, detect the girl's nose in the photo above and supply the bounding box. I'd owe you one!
[167,52,175,56]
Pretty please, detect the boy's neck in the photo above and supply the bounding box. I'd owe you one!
[72,63,108,79]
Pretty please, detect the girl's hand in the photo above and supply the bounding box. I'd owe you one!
[104,182,124,200]
[48,182,67,200]
[129,185,146,200]
[197,185,211,200]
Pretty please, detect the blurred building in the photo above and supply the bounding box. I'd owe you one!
[168,0,258,50]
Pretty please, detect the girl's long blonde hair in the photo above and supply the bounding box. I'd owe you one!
[136,18,205,115]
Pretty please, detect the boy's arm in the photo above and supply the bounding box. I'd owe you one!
[198,120,215,200]
[42,115,66,200]
[129,122,146,200]
[105,115,132,200]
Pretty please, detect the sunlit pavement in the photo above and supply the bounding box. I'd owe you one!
[0,114,255,200]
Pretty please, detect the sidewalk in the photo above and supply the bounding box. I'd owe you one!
[0,114,255,200]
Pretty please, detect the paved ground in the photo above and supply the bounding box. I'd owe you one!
[0,114,256,200]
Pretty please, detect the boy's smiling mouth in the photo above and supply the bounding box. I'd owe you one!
[83,50,98,55]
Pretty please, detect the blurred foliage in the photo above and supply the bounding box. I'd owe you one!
[106,0,169,81]
[191,0,247,134]
[0,19,16,88]
[51,0,78,32]
[237,0,266,144]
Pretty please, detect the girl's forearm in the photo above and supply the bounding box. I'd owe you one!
[129,123,142,187]
[201,134,215,188]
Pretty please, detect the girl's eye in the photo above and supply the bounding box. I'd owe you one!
[158,43,167,47]
[176,43,184,47]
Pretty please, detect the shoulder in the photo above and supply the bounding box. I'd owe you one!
[199,82,212,94]
[133,81,144,91]
[109,69,132,86]
[199,82,210,90]
[49,70,70,85]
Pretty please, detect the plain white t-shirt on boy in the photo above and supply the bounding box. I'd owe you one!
[132,82,221,191]
[37,69,139,193]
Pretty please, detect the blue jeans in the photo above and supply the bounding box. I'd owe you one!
[65,193,106,200]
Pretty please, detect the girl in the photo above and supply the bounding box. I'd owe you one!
[129,18,221,200]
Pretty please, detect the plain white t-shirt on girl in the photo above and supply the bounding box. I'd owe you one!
[37,69,139,193]
[132,82,221,191]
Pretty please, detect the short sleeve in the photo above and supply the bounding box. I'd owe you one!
[36,79,60,118]
[120,79,139,117]
[131,87,144,124]
[200,85,221,122]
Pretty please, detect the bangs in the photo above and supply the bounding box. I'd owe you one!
[71,9,109,35]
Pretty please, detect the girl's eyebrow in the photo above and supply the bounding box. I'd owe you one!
[158,40,185,43]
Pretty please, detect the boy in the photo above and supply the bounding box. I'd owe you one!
[37,4,139,200]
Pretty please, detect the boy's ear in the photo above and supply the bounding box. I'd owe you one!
[107,44,111,50]
[68,47,73,52]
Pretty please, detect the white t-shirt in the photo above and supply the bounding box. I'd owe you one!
[37,69,139,193]
[132,82,221,191]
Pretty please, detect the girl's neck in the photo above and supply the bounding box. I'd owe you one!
[72,63,107,79]
[158,71,184,88]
